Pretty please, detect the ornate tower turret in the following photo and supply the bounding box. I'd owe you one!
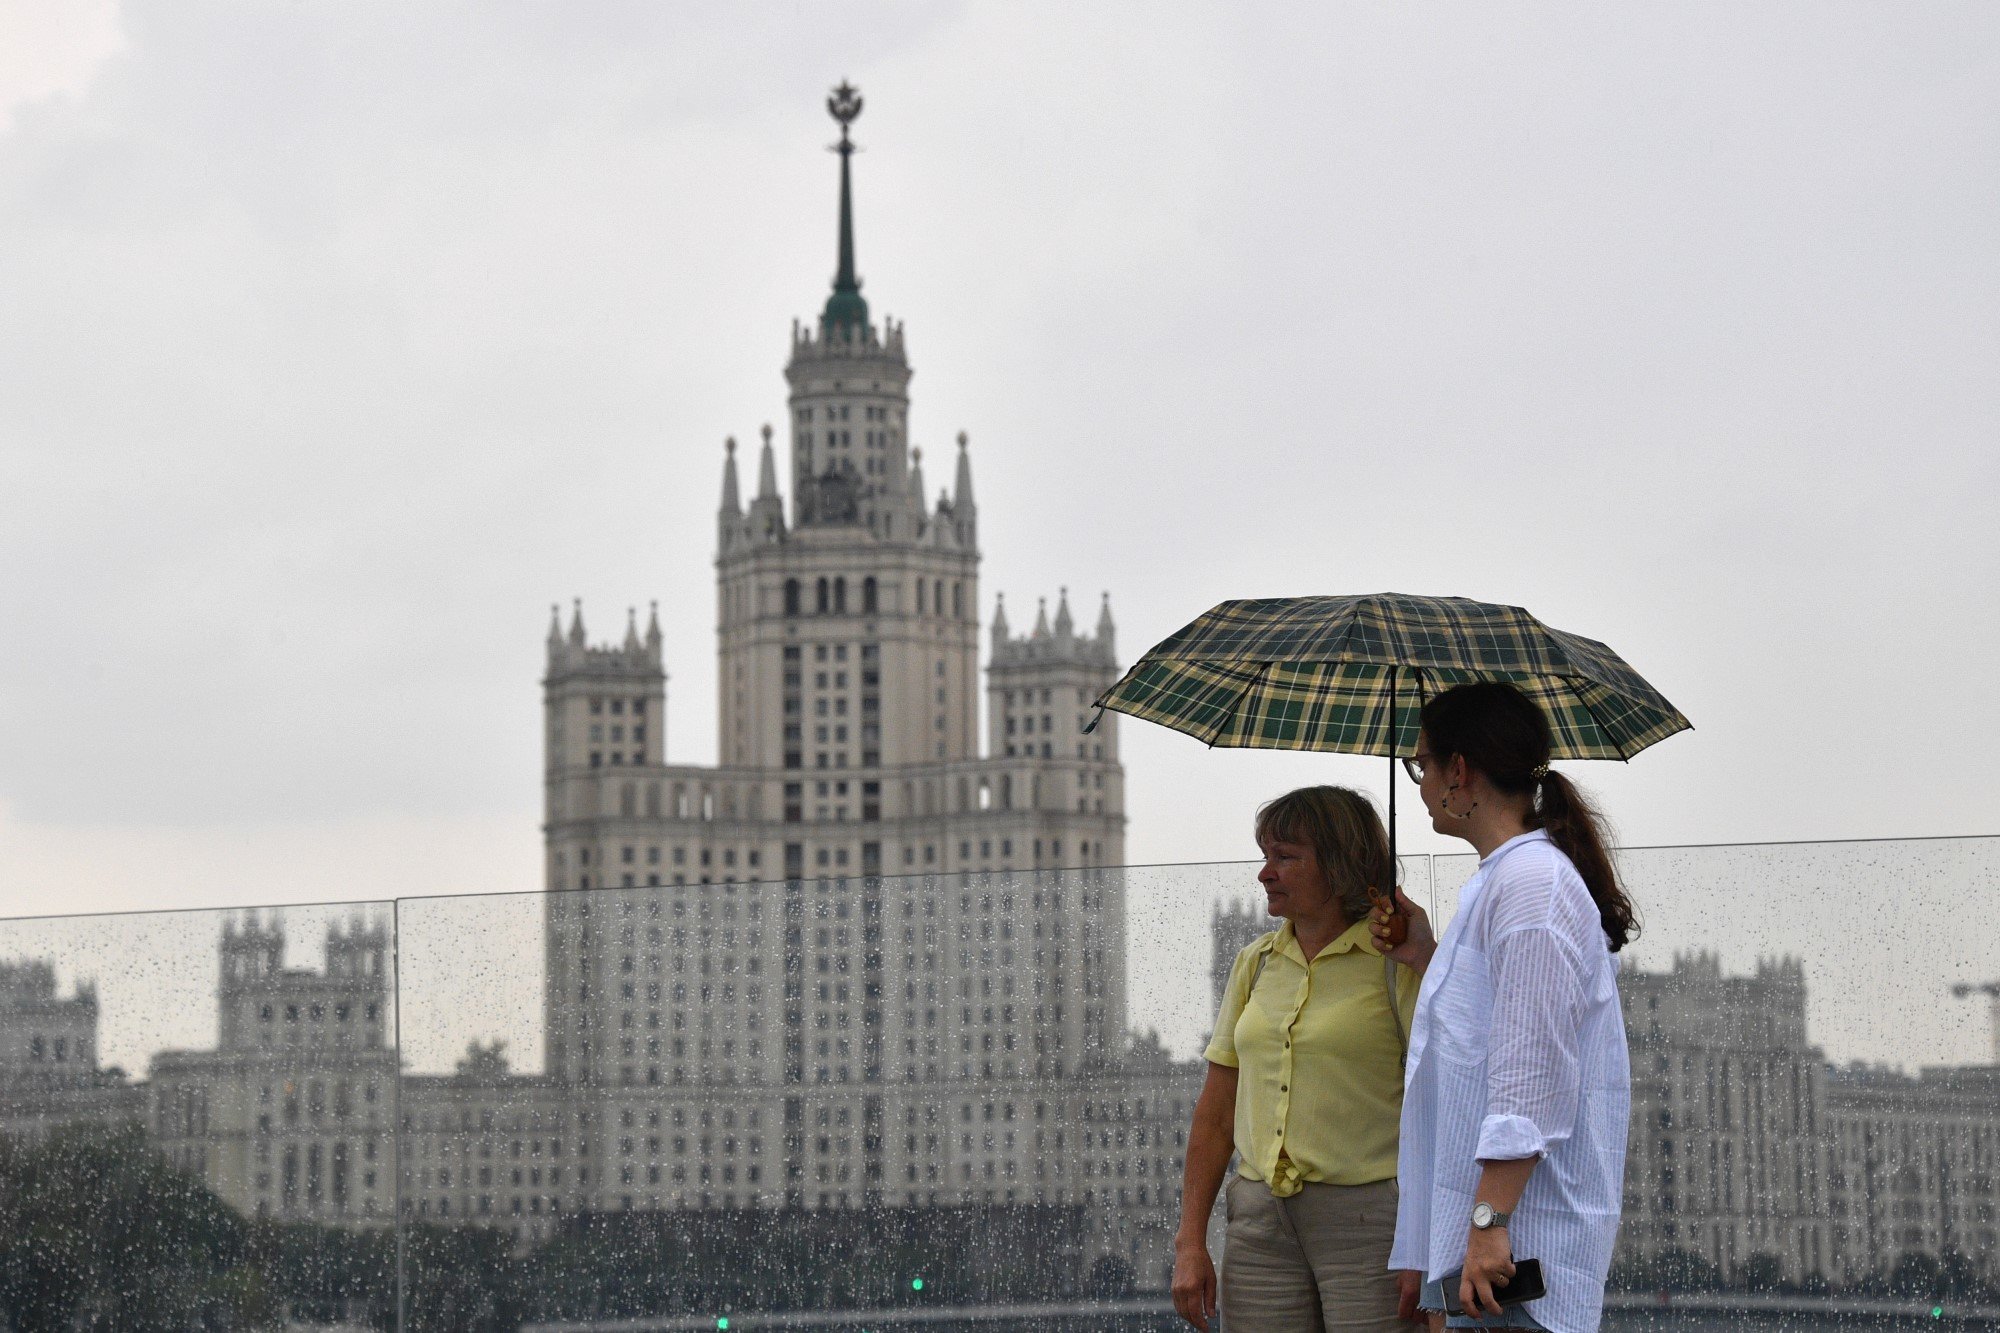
[782,81,924,538]
[543,600,668,809]
[713,81,982,778]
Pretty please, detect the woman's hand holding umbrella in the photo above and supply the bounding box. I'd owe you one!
[1370,887,1435,973]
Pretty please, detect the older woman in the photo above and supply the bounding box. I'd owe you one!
[1374,682,1635,1332]
[1172,785,1421,1332]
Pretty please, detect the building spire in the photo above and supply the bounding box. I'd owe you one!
[757,423,779,500]
[991,591,1010,643]
[821,81,870,338]
[720,436,741,515]
[953,431,975,512]
[1054,587,1074,638]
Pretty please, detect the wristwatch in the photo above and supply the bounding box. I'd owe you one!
[1471,1202,1510,1230]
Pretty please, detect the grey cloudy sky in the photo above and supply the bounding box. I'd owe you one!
[2,2,1997,954]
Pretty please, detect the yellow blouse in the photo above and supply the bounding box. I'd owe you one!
[1204,917,1419,1196]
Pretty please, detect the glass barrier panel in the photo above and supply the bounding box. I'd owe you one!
[1433,836,2000,1327]
[0,900,398,1328]
[394,862,1333,1330]
[8,840,1993,1330]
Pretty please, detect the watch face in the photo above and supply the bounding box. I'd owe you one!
[1472,1203,1495,1228]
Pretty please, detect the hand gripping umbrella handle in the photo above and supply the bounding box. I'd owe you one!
[1369,886,1409,947]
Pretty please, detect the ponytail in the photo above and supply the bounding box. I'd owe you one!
[1533,770,1638,952]
[1420,681,1640,952]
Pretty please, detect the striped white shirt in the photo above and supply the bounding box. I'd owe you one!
[1390,830,1631,1333]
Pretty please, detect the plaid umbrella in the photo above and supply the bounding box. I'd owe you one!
[1087,593,1689,760]
[1087,593,1690,932]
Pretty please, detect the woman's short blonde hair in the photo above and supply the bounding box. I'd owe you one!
[1254,785,1393,920]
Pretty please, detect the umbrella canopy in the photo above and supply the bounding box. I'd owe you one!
[1088,593,1689,761]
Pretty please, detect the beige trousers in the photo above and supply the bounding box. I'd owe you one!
[1220,1173,1403,1333]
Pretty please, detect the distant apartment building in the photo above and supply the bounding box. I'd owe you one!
[146,914,398,1222]
[0,959,142,1143]
[1620,949,2000,1290]
[1821,1062,2000,1283]
[1619,953,1831,1281]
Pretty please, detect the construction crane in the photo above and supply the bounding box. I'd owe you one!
[1949,981,2000,1065]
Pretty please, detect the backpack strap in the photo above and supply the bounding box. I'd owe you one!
[1383,953,1410,1069]
[1244,932,1278,1001]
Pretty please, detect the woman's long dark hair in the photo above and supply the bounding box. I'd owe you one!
[1420,681,1639,951]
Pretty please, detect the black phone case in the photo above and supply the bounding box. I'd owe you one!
[1439,1257,1545,1315]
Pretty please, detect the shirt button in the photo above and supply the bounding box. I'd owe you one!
[1279,1085,1288,1093]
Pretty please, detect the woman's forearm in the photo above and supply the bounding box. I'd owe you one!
[1472,1154,1538,1214]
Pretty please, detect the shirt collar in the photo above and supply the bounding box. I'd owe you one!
[1272,916,1381,965]
[1478,828,1550,868]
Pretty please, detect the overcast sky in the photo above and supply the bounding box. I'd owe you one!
[3,3,1997,1026]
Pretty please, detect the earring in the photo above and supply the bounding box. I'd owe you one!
[1444,782,1478,820]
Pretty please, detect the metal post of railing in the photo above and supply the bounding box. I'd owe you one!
[393,896,406,1333]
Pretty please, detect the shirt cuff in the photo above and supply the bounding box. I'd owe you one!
[1475,1113,1548,1161]
[1202,1044,1239,1068]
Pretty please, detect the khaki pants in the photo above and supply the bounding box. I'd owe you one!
[1221,1174,1403,1333]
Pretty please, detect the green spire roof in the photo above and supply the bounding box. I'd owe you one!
[821,81,870,338]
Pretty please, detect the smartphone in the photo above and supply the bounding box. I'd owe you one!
[1439,1257,1545,1316]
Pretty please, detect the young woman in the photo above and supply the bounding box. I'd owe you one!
[1172,786,1422,1332]
[1372,682,1635,1332]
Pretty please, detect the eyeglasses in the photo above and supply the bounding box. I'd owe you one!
[1402,753,1436,784]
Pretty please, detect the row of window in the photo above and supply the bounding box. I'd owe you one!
[780,577,969,619]
[798,403,898,425]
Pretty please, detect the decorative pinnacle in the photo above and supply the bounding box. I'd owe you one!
[827,81,863,136]
[821,81,869,336]
[761,423,773,444]
[725,435,737,455]
[957,430,968,449]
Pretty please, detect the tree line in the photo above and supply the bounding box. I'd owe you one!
[0,1124,1095,1331]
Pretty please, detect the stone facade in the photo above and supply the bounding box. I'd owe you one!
[0,960,142,1144]
[1822,1062,2000,1286]
[1619,949,2000,1290]
[147,914,398,1224]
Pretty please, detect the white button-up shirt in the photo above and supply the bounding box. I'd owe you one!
[1390,830,1631,1333]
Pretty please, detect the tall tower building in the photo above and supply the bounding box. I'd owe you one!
[537,84,1133,1218]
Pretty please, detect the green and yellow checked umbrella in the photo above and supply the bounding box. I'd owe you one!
[1088,593,1689,761]
[1087,593,1689,925]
